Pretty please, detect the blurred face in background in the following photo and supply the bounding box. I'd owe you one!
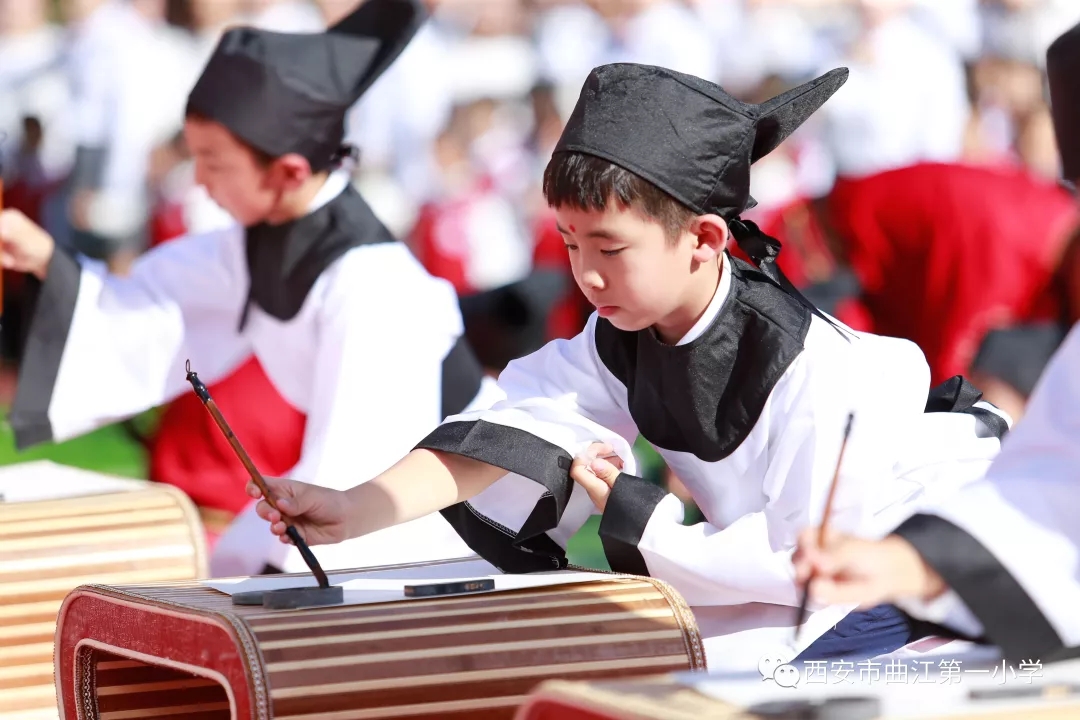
[183,116,311,226]
[0,0,49,35]
[585,0,638,21]
[188,0,243,31]
[131,0,166,22]
[61,0,107,23]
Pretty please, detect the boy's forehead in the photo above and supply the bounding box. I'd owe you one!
[553,204,660,233]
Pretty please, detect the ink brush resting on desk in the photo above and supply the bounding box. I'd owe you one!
[185,359,343,609]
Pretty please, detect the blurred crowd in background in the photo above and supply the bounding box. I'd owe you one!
[3,1,1077,285]
[4,0,1080,523]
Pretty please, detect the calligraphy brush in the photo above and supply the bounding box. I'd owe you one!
[793,412,855,643]
[185,360,343,609]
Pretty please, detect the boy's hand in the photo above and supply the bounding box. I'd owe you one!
[569,442,624,512]
[247,477,353,546]
[0,209,55,280]
[793,528,947,609]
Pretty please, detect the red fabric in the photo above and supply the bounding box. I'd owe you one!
[827,162,1077,384]
[145,202,306,520]
[149,201,187,248]
[517,699,622,720]
[3,178,58,224]
[532,212,590,340]
[410,200,473,294]
[745,196,839,289]
[412,194,590,341]
[149,358,306,515]
[735,197,875,333]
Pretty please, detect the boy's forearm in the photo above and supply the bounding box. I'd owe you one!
[342,449,506,540]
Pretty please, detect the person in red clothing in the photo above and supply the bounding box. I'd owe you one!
[748,161,1079,420]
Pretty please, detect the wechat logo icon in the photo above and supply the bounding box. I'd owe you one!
[759,648,799,689]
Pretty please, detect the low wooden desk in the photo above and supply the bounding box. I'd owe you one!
[516,673,1080,720]
[53,561,705,719]
[0,463,207,720]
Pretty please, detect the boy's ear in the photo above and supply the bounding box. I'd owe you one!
[689,214,729,262]
[273,153,315,189]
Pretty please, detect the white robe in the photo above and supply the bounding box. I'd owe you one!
[415,253,1006,671]
[894,321,1080,665]
[10,172,499,577]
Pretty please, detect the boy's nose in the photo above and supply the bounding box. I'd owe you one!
[579,269,604,291]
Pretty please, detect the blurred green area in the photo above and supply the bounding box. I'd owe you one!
[0,409,686,571]
[0,409,149,479]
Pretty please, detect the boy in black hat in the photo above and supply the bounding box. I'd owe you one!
[792,21,1080,668]
[247,63,1008,669]
[0,0,498,578]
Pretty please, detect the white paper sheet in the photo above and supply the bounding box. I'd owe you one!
[677,654,1080,718]
[0,460,145,503]
[203,557,619,607]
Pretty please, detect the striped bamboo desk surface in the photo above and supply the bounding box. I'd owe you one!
[1,477,207,720]
[54,559,705,720]
[516,672,1080,720]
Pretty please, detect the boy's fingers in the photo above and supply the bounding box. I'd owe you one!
[809,577,872,606]
[570,464,604,491]
[589,442,615,457]
[603,453,625,470]
[792,552,815,583]
[570,465,609,507]
[797,527,820,550]
[255,501,283,527]
[589,457,621,485]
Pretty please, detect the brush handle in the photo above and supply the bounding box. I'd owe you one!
[794,412,855,641]
[185,360,331,589]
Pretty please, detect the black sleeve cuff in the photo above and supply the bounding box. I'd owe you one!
[10,247,82,450]
[893,513,1066,663]
[418,419,574,574]
[598,473,672,576]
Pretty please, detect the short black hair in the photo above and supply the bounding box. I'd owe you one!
[542,152,697,242]
[184,108,277,168]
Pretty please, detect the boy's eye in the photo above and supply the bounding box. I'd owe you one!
[601,248,625,257]
[564,243,578,251]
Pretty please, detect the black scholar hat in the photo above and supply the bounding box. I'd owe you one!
[187,0,425,172]
[553,63,849,218]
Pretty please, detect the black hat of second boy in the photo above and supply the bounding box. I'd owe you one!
[187,0,425,172]
[553,63,849,218]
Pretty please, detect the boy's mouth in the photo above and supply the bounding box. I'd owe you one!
[595,305,619,318]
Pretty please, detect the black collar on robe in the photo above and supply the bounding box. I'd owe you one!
[239,183,394,330]
[593,256,812,462]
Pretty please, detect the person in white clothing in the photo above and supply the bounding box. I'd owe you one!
[0,0,499,579]
[245,61,1007,670]
[793,20,1080,667]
